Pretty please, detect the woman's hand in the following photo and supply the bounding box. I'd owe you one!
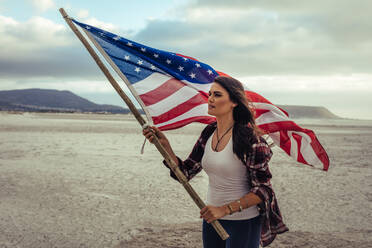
[142,125,169,148]
[200,205,229,223]
[142,125,179,167]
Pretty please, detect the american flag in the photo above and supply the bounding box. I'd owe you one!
[73,19,329,171]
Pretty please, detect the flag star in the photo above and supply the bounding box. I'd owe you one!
[85,26,91,30]
[141,47,146,52]
[195,63,201,68]
[178,66,184,71]
[134,67,141,73]
[99,32,104,36]
[183,57,188,61]
[190,73,196,79]
[150,64,156,70]
[113,36,120,41]
[154,54,159,58]
[207,69,213,75]
[127,42,133,46]
[166,59,171,64]
[124,55,130,60]
[137,60,143,65]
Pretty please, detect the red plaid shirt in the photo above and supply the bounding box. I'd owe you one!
[164,122,288,247]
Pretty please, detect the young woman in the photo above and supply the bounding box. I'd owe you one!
[143,76,288,247]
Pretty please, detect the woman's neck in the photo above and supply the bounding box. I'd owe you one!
[215,114,234,133]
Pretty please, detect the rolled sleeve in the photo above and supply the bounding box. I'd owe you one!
[162,157,202,182]
[247,138,273,213]
[161,123,215,182]
[246,137,288,247]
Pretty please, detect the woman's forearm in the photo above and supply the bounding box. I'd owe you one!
[201,192,263,222]
[222,192,262,215]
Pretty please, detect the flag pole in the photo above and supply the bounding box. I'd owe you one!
[59,8,229,240]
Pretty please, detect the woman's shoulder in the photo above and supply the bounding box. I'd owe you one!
[200,121,217,136]
[192,122,217,145]
[205,121,217,129]
[255,135,270,146]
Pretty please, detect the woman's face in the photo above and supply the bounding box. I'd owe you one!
[208,82,237,117]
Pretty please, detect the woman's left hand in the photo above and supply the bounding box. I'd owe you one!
[200,205,228,223]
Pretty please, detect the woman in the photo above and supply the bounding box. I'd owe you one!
[143,76,288,247]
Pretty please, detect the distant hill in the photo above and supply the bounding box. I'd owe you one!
[0,88,131,114]
[277,105,340,119]
[0,88,340,119]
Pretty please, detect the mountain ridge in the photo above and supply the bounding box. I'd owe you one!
[0,88,131,114]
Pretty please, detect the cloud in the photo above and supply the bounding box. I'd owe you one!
[192,0,372,46]
[0,14,120,80]
[73,9,121,33]
[2,1,371,80]
[0,15,71,51]
[77,9,89,19]
[29,0,55,12]
[132,0,372,76]
[82,17,120,34]
[239,74,372,94]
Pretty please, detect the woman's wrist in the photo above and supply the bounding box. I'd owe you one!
[222,205,232,216]
[223,199,245,216]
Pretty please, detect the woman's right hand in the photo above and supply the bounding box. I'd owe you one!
[142,125,179,168]
[142,125,170,148]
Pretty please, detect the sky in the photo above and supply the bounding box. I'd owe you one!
[0,0,371,119]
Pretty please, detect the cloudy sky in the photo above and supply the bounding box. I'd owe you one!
[1,0,371,119]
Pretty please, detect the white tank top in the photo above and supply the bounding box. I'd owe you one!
[201,134,259,220]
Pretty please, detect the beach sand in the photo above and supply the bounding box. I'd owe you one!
[0,112,371,247]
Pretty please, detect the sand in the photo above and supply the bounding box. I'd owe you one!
[0,112,371,247]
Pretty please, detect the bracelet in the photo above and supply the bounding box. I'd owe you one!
[227,204,234,215]
[237,200,243,212]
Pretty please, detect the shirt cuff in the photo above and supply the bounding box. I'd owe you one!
[162,157,183,181]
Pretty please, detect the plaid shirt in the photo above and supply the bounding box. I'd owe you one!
[164,122,288,247]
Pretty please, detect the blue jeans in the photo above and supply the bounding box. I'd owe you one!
[202,216,262,248]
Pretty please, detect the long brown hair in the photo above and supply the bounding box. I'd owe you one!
[213,76,262,164]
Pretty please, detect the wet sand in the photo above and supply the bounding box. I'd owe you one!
[0,112,371,247]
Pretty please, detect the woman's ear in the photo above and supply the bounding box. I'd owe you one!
[232,103,238,108]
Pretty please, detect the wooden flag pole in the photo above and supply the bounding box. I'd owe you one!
[59,8,229,240]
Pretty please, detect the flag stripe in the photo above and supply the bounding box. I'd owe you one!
[289,131,299,161]
[253,102,289,124]
[246,91,273,104]
[254,109,271,118]
[156,103,211,128]
[159,115,215,130]
[247,91,289,117]
[146,86,200,116]
[152,93,208,125]
[139,78,186,106]
[296,131,321,166]
[132,73,171,95]
[292,132,307,164]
